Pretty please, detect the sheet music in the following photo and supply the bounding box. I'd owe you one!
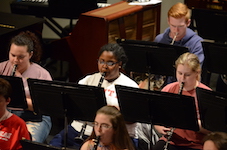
[129,0,162,5]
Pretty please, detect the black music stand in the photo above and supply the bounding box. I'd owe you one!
[0,75,27,109]
[27,78,107,148]
[201,42,227,88]
[202,42,227,75]
[115,85,199,149]
[117,39,188,76]
[117,39,188,90]
[196,87,227,132]
[191,8,227,43]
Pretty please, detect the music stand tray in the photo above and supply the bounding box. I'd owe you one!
[20,139,77,150]
[0,75,27,109]
[196,87,227,132]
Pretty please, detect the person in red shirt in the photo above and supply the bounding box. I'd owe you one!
[0,78,30,150]
[153,52,211,150]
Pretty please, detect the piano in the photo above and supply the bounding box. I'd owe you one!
[0,12,44,62]
[10,0,99,37]
[10,0,99,18]
[48,1,161,82]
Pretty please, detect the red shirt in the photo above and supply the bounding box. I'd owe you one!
[0,114,30,150]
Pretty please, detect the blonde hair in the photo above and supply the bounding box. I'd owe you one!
[175,52,201,81]
[168,2,191,23]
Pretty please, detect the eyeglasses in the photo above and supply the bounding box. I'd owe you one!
[93,122,112,130]
[97,59,118,66]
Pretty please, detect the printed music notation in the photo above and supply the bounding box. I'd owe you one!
[129,0,162,5]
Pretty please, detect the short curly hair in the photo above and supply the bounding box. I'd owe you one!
[98,43,128,69]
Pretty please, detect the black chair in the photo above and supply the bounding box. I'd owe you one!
[201,41,227,92]
[190,8,227,43]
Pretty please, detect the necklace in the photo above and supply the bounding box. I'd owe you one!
[183,81,199,92]
[98,143,112,150]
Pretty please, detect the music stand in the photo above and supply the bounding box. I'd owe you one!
[115,85,199,149]
[27,78,107,148]
[20,139,77,150]
[0,75,27,109]
[201,42,227,86]
[116,39,189,76]
[202,42,227,75]
[117,39,188,90]
[191,8,227,43]
[196,87,227,132]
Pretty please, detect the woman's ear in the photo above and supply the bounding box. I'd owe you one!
[6,98,11,105]
[119,61,122,68]
[29,51,33,59]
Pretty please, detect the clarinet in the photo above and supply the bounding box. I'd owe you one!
[91,74,104,150]
[92,136,100,150]
[163,82,184,150]
[98,72,106,87]
[75,73,105,143]
[11,64,18,76]
[74,122,87,143]
[178,82,184,95]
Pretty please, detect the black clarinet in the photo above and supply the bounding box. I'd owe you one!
[91,73,104,149]
[178,82,184,95]
[11,64,17,76]
[92,136,100,150]
[98,72,106,87]
[74,122,87,144]
[75,73,105,143]
[164,82,184,150]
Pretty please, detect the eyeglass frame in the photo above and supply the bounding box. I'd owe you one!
[93,122,112,130]
[97,59,119,67]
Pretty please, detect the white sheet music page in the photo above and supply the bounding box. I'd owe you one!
[129,0,162,5]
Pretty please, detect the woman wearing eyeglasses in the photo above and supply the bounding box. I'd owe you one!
[50,43,139,149]
[78,43,138,107]
[80,105,135,150]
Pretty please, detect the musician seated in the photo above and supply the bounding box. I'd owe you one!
[138,2,205,91]
[154,2,204,66]
[0,31,52,143]
[0,78,31,150]
[80,105,135,150]
[49,43,140,149]
[153,52,211,150]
